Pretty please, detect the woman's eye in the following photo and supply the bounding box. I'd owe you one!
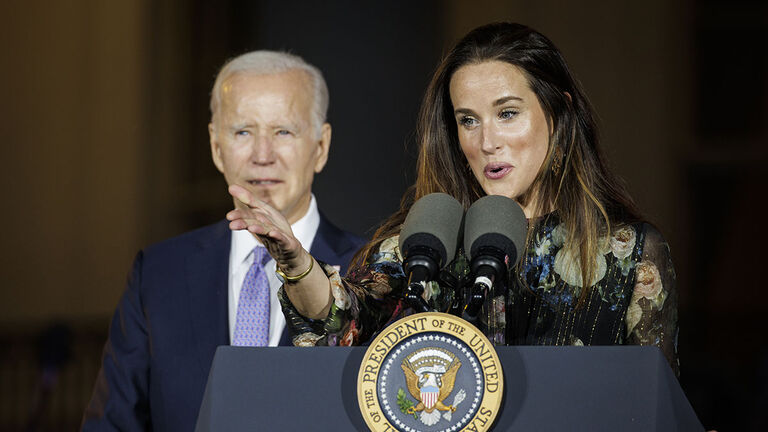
[235,130,250,137]
[276,129,292,136]
[499,110,518,120]
[459,116,478,128]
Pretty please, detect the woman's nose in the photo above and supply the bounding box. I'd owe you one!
[480,125,501,154]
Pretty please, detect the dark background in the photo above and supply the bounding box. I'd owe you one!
[1,0,766,430]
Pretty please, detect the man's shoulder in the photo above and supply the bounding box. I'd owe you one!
[142,220,230,258]
[312,215,365,275]
[315,214,366,255]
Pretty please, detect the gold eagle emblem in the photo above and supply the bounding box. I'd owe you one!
[400,347,466,426]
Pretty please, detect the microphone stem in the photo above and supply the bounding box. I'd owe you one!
[464,278,492,319]
[463,259,502,320]
[405,265,432,312]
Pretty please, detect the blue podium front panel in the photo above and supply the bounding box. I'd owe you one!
[195,346,702,431]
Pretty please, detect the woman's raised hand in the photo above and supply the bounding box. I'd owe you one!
[226,184,332,318]
[226,184,311,276]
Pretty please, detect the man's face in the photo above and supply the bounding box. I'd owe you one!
[209,70,331,224]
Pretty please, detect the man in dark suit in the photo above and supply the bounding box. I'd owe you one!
[82,51,365,431]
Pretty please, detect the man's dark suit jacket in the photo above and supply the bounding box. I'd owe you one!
[82,215,365,431]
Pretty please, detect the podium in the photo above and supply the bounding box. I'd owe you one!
[195,346,702,431]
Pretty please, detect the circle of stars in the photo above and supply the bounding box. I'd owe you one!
[378,333,484,432]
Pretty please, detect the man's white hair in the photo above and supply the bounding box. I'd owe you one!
[210,50,329,137]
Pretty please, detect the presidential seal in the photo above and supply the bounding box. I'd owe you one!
[357,312,503,432]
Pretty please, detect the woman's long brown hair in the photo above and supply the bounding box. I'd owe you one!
[351,23,640,304]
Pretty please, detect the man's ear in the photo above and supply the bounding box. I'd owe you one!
[313,122,332,173]
[209,122,224,173]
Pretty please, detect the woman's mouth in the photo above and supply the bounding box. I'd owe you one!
[483,163,513,180]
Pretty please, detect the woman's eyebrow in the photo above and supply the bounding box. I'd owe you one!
[453,107,475,116]
[493,95,523,106]
[453,95,524,115]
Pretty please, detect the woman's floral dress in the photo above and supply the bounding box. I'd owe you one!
[279,214,679,375]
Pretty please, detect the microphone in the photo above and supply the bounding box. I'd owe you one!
[463,195,527,319]
[398,193,464,312]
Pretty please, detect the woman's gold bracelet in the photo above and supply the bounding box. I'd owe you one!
[275,257,314,283]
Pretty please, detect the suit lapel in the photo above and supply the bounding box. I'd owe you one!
[310,215,340,269]
[310,213,361,275]
[185,221,231,374]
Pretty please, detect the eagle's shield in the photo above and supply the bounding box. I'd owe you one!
[420,385,439,410]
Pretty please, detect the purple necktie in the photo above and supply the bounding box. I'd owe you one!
[232,246,272,346]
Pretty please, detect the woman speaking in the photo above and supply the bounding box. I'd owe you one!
[226,22,679,374]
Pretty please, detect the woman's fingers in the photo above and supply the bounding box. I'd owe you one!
[227,207,269,229]
[226,183,305,267]
[228,219,248,230]
[229,187,294,230]
[227,208,269,222]
[227,186,289,226]
[228,184,263,208]
[228,184,288,224]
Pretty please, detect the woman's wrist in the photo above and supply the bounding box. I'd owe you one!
[276,250,314,282]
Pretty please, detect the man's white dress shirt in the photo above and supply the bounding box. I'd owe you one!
[227,195,320,346]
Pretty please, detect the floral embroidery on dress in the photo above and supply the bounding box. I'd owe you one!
[340,320,360,346]
[526,225,558,296]
[293,332,323,347]
[611,226,637,259]
[626,260,667,334]
[327,263,351,310]
[634,261,666,307]
[377,236,403,262]
[553,246,607,288]
[611,226,637,276]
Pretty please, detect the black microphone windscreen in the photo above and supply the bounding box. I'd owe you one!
[399,193,464,265]
[464,195,528,266]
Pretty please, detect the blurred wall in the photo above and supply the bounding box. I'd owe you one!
[0,0,147,323]
[0,1,149,429]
